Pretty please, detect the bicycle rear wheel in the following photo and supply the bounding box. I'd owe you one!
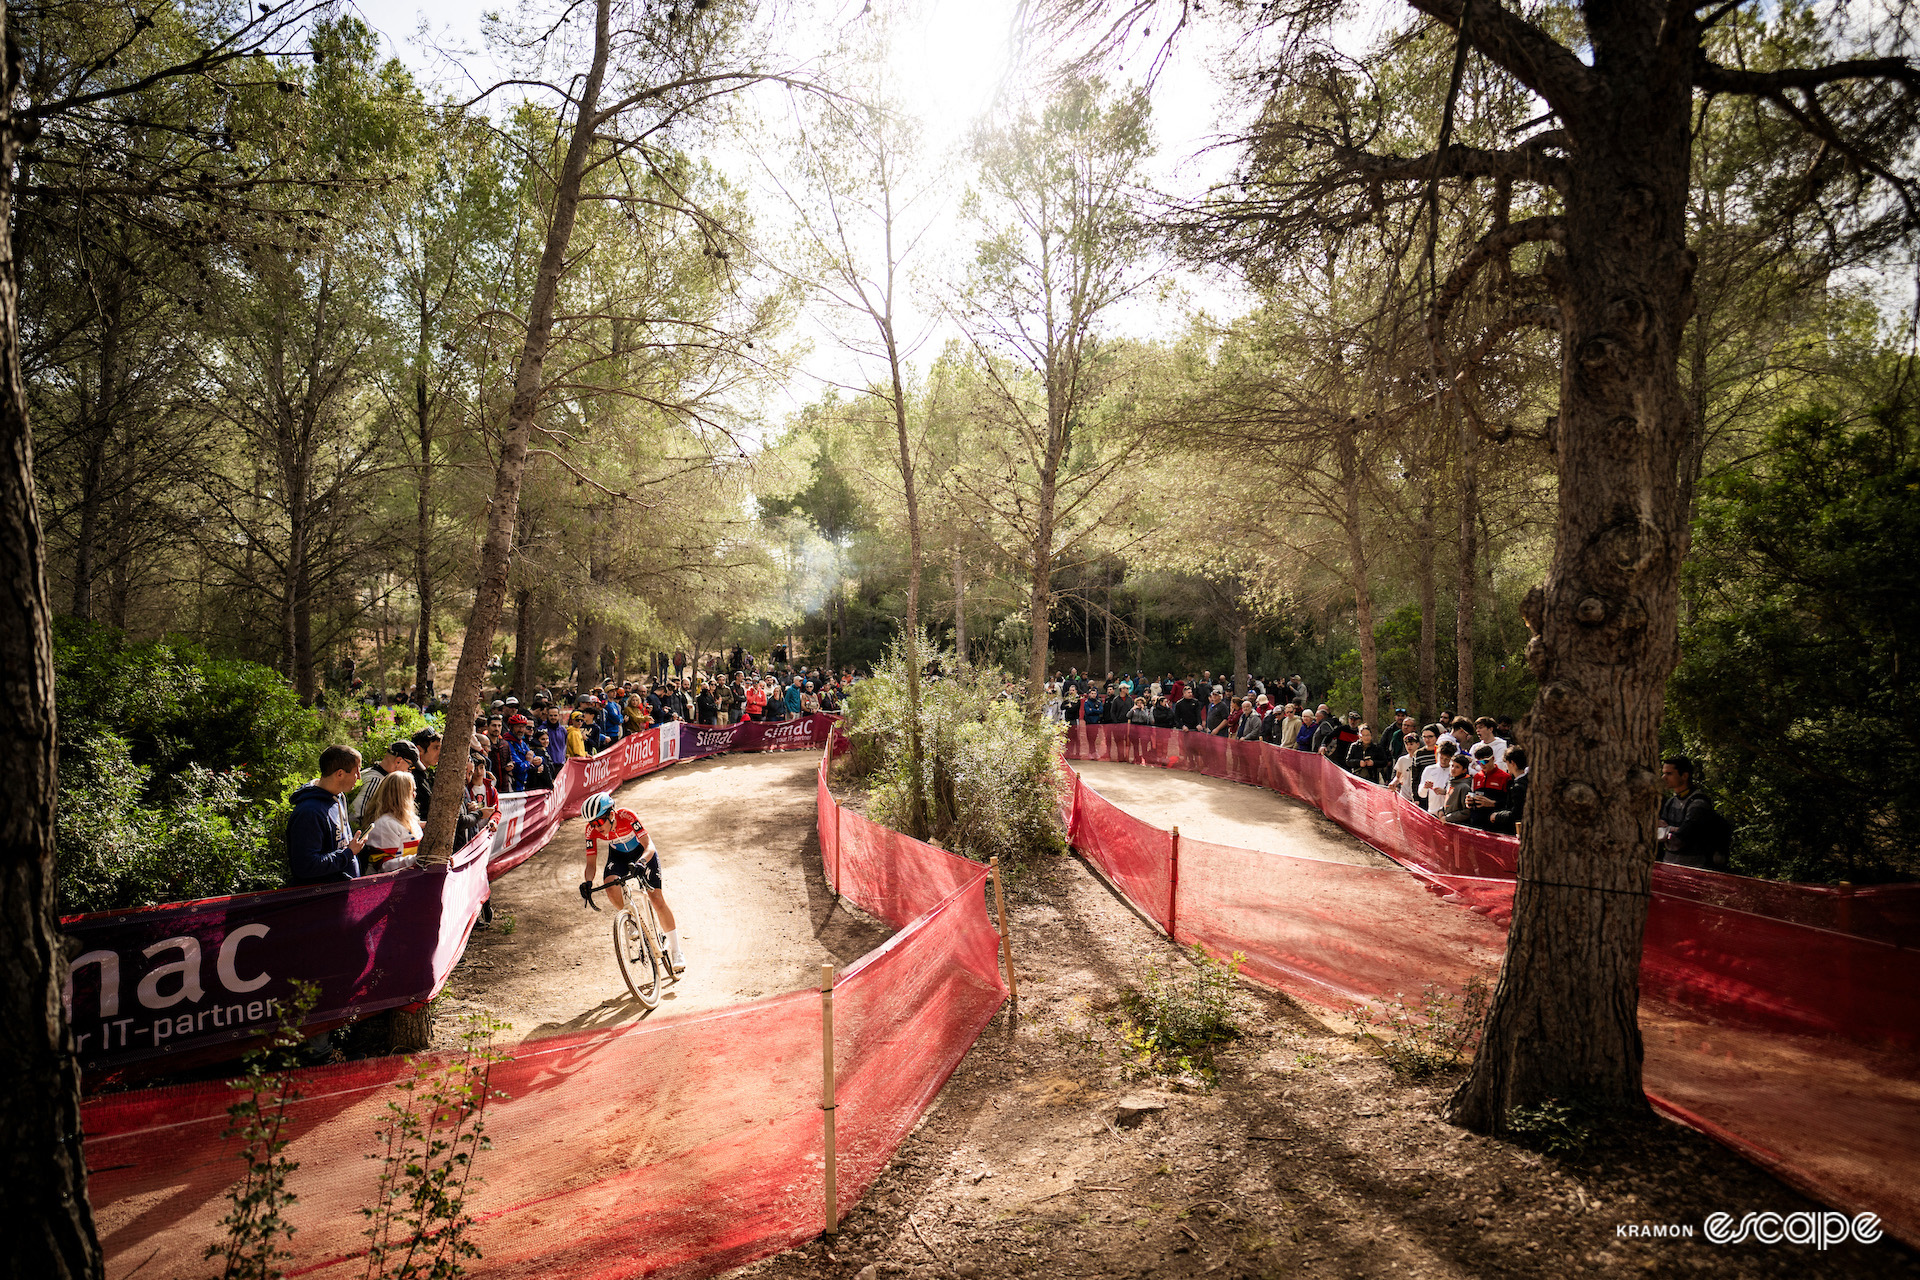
[614,905,663,1008]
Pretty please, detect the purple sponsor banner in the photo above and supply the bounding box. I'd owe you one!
[678,712,837,758]
[61,834,491,1080]
[59,719,755,1082]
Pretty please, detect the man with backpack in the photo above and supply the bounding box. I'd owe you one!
[1658,755,1732,870]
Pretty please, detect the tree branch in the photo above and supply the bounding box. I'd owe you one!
[1693,55,1920,96]
[1403,0,1598,113]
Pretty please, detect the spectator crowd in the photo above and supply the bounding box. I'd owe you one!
[1039,667,1725,867]
[289,650,1727,887]
[289,651,861,887]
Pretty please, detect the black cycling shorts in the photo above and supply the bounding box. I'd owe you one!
[603,857,662,891]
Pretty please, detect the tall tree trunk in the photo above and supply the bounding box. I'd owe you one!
[69,429,105,621]
[1339,429,1380,727]
[1025,443,1063,711]
[284,459,316,700]
[1102,569,1112,676]
[0,8,105,1260]
[420,0,612,864]
[513,587,537,703]
[1230,621,1248,694]
[1447,15,1695,1130]
[105,515,131,632]
[888,342,929,838]
[1454,412,1478,721]
[413,360,433,698]
[1417,474,1438,721]
[952,546,967,667]
[1081,593,1092,674]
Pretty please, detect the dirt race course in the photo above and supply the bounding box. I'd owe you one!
[1070,760,1394,869]
[443,755,1911,1280]
[432,752,889,1048]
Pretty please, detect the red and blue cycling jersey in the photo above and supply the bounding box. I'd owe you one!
[586,807,651,866]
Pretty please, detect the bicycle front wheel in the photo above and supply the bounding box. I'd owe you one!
[614,907,663,1008]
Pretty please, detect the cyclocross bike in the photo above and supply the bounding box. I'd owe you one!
[580,875,678,1008]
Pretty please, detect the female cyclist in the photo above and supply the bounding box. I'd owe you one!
[578,791,686,972]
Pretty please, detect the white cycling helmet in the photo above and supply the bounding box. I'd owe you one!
[582,792,617,824]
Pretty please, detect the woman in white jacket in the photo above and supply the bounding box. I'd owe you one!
[360,771,423,872]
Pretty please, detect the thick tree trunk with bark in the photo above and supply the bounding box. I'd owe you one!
[0,14,105,1264]
[1230,622,1248,694]
[419,0,612,864]
[1454,414,1477,721]
[1448,5,1695,1129]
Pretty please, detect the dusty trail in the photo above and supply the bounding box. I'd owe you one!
[432,752,889,1047]
[418,748,1901,1279]
[1072,758,1395,869]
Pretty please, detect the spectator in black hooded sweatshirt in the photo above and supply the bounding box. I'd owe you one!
[1174,686,1203,731]
[288,746,368,885]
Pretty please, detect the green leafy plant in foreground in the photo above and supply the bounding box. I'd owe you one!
[207,982,321,1280]
[1358,976,1491,1082]
[1507,1097,1597,1157]
[361,1012,511,1279]
[1113,945,1244,1084]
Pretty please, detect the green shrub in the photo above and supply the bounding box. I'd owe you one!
[1506,1098,1596,1157]
[1357,976,1492,1082]
[53,619,328,912]
[841,635,1067,876]
[1113,945,1243,1083]
[1668,402,1920,883]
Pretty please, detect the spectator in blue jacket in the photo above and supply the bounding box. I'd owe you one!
[597,694,624,743]
[288,745,367,885]
[784,677,804,717]
[507,729,537,790]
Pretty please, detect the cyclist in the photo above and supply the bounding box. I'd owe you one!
[577,791,686,972]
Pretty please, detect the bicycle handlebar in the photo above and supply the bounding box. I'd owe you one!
[580,877,642,910]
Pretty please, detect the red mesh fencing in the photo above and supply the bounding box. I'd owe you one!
[82,728,1006,1279]
[1061,726,1920,1246]
[1066,780,1174,931]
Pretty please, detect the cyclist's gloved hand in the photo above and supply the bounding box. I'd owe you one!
[578,880,596,908]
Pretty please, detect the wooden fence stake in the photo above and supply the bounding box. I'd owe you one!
[990,857,1018,1001]
[1168,825,1181,940]
[821,963,838,1235]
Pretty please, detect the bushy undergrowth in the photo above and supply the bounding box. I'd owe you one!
[1114,945,1244,1084]
[840,635,1067,876]
[1506,1097,1598,1157]
[1358,976,1492,1081]
[55,619,325,913]
[54,618,443,914]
